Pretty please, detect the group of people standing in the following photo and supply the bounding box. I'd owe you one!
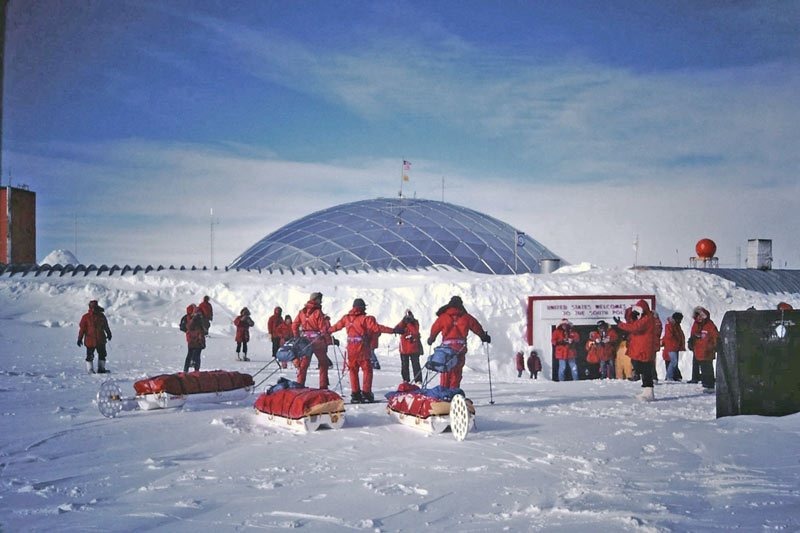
[548,299,719,401]
[259,293,490,403]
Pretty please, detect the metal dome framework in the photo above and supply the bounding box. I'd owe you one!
[229,198,562,275]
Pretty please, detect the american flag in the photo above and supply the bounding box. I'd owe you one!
[403,160,411,170]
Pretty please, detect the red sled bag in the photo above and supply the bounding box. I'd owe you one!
[134,371,254,396]
[254,388,344,420]
[386,384,475,419]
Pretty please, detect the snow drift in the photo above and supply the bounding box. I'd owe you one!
[1,266,798,531]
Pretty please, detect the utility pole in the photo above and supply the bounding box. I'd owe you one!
[209,208,219,269]
[0,0,8,183]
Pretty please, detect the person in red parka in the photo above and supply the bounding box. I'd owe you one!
[527,350,542,379]
[267,306,283,359]
[614,299,656,400]
[291,292,330,388]
[234,307,254,361]
[552,319,580,382]
[183,304,207,372]
[77,300,112,374]
[394,310,423,384]
[426,296,490,389]
[274,314,293,368]
[329,298,395,403]
[587,320,619,379]
[515,351,525,378]
[689,306,718,393]
[661,312,685,381]
[197,295,213,333]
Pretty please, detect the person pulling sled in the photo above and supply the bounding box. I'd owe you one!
[291,292,331,388]
[426,296,490,389]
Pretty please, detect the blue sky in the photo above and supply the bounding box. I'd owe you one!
[3,0,799,268]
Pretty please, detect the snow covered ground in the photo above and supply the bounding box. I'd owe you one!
[1,266,799,532]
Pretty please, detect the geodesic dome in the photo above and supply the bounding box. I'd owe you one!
[229,198,563,274]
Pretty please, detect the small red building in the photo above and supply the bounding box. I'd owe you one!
[1,185,37,264]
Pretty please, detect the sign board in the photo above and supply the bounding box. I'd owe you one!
[526,295,656,379]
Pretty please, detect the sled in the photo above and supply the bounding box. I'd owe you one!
[253,385,346,434]
[96,370,255,418]
[253,409,346,434]
[385,384,475,441]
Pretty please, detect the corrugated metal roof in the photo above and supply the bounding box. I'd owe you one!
[642,267,800,295]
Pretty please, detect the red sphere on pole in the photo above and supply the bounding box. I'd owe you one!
[695,238,717,259]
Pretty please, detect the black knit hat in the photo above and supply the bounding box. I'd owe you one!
[353,298,366,310]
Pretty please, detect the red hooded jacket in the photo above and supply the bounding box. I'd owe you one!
[395,317,423,356]
[428,305,487,354]
[185,304,207,350]
[268,307,283,338]
[552,323,579,360]
[234,311,254,343]
[586,327,619,363]
[78,306,112,348]
[329,308,394,362]
[292,300,328,339]
[661,317,686,360]
[616,299,656,362]
[690,308,718,361]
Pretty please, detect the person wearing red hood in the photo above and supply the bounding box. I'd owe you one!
[77,300,112,374]
[689,306,718,393]
[233,307,254,361]
[291,292,330,388]
[661,312,685,381]
[329,298,395,403]
[394,309,424,385]
[588,320,619,380]
[527,350,542,379]
[183,304,207,372]
[552,319,580,382]
[274,314,293,368]
[515,351,526,378]
[614,299,657,401]
[426,296,490,389]
[267,306,283,359]
[197,295,213,333]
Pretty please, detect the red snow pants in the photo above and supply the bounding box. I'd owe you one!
[348,357,373,393]
[296,340,329,389]
[439,350,467,389]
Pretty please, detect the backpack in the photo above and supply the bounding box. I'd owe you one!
[179,315,188,333]
[276,337,313,362]
[425,345,460,373]
[266,377,305,395]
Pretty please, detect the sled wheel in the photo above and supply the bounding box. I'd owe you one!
[97,379,124,419]
[450,394,470,441]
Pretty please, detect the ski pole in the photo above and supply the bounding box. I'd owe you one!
[484,342,494,405]
[253,364,282,390]
[332,343,346,396]
[250,357,277,380]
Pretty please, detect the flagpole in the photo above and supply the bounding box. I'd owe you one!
[400,159,405,198]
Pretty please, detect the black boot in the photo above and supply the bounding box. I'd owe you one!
[362,391,375,403]
[350,391,362,404]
